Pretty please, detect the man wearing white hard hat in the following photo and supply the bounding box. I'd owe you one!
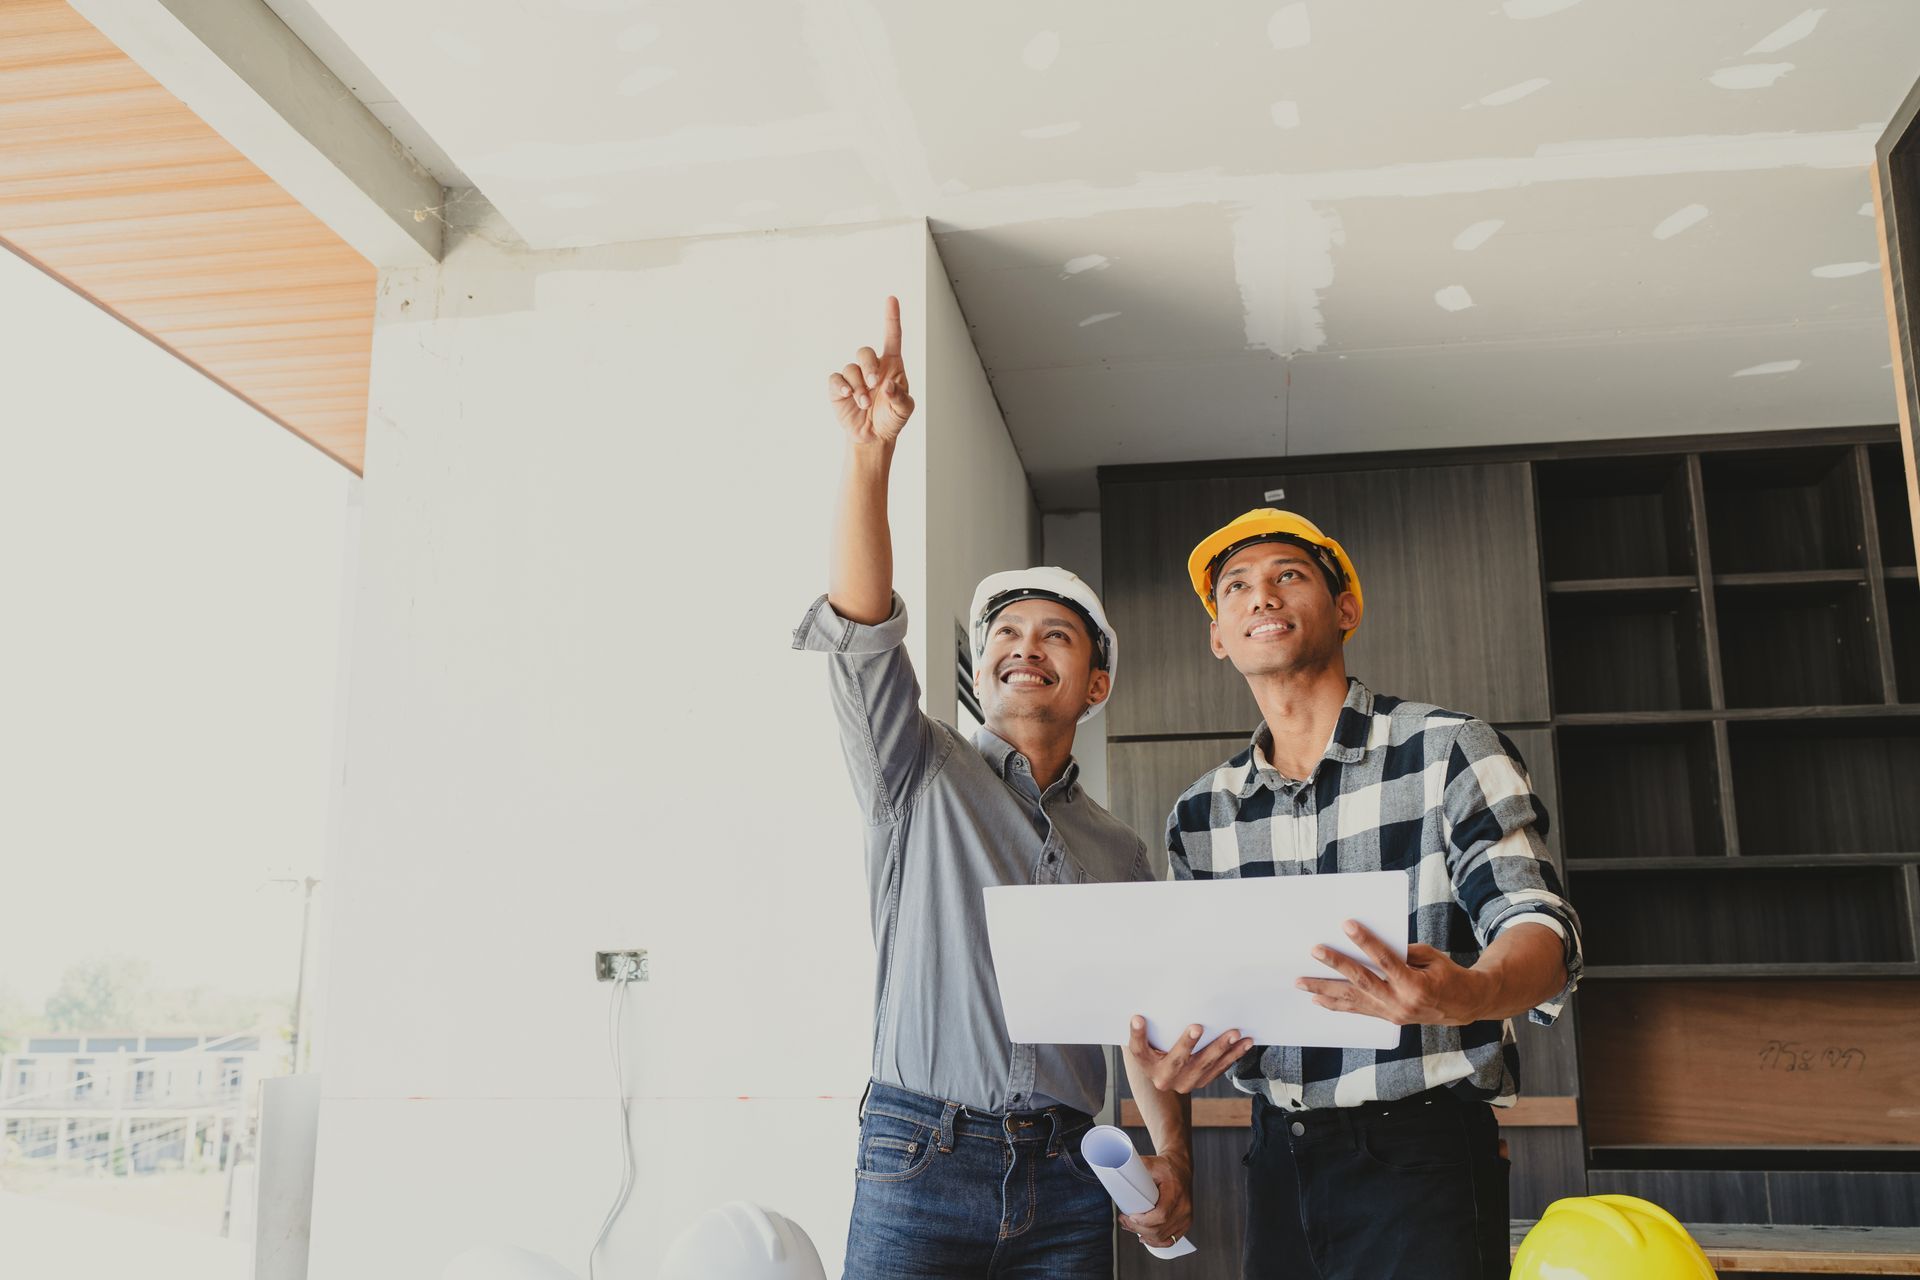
[792,298,1250,1277]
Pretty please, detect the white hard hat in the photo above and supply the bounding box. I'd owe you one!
[967,567,1119,724]
[658,1202,827,1280]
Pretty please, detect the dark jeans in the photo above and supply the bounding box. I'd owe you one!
[842,1081,1114,1279]
[1243,1086,1510,1280]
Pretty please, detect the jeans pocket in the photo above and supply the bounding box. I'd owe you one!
[854,1110,937,1183]
[1356,1104,1472,1175]
[1060,1130,1105,1187]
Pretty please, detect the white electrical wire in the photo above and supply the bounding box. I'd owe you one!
[587,969,638,1280]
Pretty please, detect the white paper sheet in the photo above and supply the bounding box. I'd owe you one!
[982,871,1407,1051]
[1081,1125,1198,1260]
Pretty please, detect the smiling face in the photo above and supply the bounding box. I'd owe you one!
[973,599,1110,731]
[1208,541,1360,680]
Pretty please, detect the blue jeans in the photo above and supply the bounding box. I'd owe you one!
[842,1081,1114,1279]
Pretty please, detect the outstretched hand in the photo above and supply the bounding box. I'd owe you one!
[1295,920,1490,1026]
[827,296,915,444]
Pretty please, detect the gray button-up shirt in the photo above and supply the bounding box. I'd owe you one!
[793,592,1151,1116]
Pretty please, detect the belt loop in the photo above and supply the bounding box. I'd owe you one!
[937,1101,958,1154]
[1045,1109,1066,1158]
[856,1079,873,1121]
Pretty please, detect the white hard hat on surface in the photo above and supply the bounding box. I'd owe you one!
[658,1202,827,1280]
[967,566,1119,724]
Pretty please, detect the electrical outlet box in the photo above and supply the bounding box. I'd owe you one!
[595,950,649,982]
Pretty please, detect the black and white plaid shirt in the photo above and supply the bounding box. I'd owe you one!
[1166,678,1582,1111]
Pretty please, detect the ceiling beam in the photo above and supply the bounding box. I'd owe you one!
[69,0,443,267]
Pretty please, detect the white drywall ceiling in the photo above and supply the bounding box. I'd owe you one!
[284,0,1915,506]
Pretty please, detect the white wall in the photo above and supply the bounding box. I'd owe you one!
[308,205,1017,1278]
[922,225,1039,725]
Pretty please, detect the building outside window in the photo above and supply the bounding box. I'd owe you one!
[0,1034,277,1177]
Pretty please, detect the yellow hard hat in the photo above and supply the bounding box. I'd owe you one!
[1186,508,1363,639]
[1513,1195,1718,1280]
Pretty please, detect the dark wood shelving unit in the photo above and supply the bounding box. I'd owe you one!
[1540,435,1920,1231]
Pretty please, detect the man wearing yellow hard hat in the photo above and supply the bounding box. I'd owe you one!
[795,299,1239,1277]
[1116,508,1585,1280]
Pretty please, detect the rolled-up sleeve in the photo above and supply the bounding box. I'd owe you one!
[1441,719,1584,1025]
[792,593,940,825]
[1164,805,1192,882]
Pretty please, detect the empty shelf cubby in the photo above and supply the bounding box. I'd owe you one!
[1714,579,1884,708]
[1701,446,1865,574]
[1870,442,1916,570]
[1537,455,1695,583]
[1549,586,1711,713]
[1891,580,1920,703]
[1728,717,1920,856]
[1574,865,1914,967]
[1556,723,1725,860]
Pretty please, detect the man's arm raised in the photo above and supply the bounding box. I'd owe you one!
[827,295,915,625]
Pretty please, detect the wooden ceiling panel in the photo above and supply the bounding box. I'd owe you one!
[0,0,376,473]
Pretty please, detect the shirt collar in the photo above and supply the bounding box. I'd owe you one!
[1234,678,1374,797]
[974,726,1081,796]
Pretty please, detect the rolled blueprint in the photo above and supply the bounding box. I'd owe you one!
[1081,1125,1198,1260]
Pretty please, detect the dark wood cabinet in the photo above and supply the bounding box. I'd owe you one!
[1543,433,1920,1230]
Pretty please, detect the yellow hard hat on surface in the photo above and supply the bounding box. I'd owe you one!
[1186,508,1363,639]
[1512,1195,1718,1280]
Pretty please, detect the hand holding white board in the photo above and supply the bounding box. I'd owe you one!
[982,872,1407,1051]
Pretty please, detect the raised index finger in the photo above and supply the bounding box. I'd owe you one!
[882,295,902,359]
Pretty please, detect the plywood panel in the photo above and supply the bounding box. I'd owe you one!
[0,0,373,472]
[1582,980,1920,1147]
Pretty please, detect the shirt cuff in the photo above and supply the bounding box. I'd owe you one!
[791,592,910,655]
[1488,909,1582,1026]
